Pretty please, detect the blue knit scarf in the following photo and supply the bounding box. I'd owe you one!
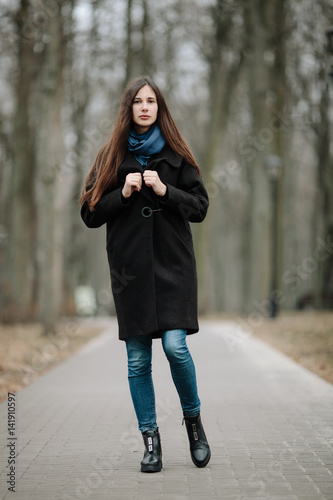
[128,124,165,166]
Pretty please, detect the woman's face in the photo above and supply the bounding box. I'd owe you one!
[132,85,158,134]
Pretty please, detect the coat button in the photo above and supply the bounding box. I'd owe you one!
[141,206,153,218]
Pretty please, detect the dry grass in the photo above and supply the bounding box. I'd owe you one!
[0,319,103,402]
[246,310,333,385]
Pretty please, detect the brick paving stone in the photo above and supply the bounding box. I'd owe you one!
[1,318,333,500]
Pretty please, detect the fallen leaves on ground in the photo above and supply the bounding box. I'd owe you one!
[0,319,103,402]
[250,311,333,385]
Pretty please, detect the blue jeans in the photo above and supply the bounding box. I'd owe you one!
[125,329,201,432]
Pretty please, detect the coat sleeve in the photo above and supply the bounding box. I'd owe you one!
[81,187,130,228]
[160,161,209,223]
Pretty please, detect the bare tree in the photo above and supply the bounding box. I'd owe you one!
[35,0,70,334]
[242,0,287,313]
[1,0,332,326]
[4,0,36,321]
[196,0,244,313]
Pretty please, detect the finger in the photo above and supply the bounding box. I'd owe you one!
[128,173,141,180]
[143,171,157,179]
[143,174,157,182]
[127,181,140,192]
[128,174,142,185]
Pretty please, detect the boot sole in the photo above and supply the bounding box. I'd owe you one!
[141,462,162,473]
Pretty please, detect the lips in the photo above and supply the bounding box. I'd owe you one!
[139,115,150,118]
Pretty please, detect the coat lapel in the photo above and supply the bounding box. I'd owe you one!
[148,144,182,169]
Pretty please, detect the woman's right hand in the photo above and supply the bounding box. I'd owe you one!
[122,173,142,198]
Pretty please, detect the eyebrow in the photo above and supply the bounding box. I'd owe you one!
[134,96,156,100]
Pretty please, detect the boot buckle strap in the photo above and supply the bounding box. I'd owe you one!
[192,423,198,441]
[148,436,153,452]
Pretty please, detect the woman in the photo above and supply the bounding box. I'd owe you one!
[80,76,210,473]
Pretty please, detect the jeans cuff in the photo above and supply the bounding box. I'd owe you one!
[140,425,158,433]
[183,410,200,418]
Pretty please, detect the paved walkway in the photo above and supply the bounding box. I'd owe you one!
[0,318,333,500]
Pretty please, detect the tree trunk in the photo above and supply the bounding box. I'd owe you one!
[124,0,134,85]
[141,0,153,75]
[3,0,36,321]
[35,0,67,334]
[196,0,243,314]
[243,0,286,315]
[63,1,100,315]
[313,75,333,308]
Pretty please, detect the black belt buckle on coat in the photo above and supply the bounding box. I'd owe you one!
[141,206,162,218]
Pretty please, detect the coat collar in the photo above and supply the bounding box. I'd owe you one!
[122,144,182,171]
[150,144,183,168]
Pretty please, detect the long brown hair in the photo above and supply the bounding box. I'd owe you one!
[80,76,201,210]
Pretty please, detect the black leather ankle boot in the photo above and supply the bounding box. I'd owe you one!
[183,414,211,468]
[141,428,162,472]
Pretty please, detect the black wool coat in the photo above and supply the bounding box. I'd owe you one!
[81,144,209,341]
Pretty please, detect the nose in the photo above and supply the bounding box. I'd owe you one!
[141,100,148,111]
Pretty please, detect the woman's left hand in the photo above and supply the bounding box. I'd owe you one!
[143,170,167,197]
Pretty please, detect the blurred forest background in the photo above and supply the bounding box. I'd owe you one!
[0,0,333,334]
